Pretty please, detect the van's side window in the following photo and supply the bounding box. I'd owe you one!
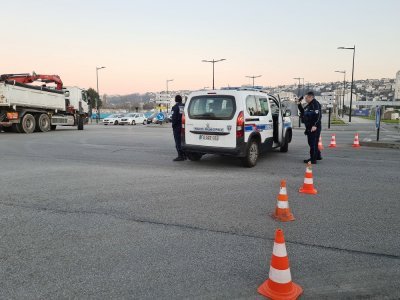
[246,96,259,116]
[258,98,269,116]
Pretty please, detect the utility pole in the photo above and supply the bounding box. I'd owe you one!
[245,75,262,88]
[166,79,173,113]
[335,71,346,118]
[294,77,304,128]
[96,66,106,124]
[202,59,226,90]
[338,45,355,122]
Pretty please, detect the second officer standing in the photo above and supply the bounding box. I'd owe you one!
[297,91,322,164]
[171,95,185,161]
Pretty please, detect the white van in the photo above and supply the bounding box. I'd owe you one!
[182,88,293,167]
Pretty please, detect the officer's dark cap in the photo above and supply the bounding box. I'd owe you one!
[175,95,183,102]
[306,91,314,97]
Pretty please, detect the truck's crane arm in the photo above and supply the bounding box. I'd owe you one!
[0,72,63,90]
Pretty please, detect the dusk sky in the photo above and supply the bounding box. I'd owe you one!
[1,0,399,95]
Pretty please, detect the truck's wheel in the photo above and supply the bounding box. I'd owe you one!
[36,114,51,132]
[50,125,57,131]
[131,120,136,125]
[78,117,84,130]
[186,152,203,161]
[241,139,259,168]
[280,136,289,153]
[17,114,36,134]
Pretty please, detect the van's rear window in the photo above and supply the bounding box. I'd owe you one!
[188,95,236,120]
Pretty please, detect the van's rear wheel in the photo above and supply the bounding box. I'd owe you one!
[186,152,203,161]
[36,114,51,132]
[241,139,259,168]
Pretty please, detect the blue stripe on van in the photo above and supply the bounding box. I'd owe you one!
[244,124,272,132]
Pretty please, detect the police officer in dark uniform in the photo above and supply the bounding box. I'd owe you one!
[171,95,185,161]
[297,91,322,164]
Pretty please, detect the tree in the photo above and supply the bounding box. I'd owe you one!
[86,88,102,108]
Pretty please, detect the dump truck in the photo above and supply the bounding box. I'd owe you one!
[0,73,89,133]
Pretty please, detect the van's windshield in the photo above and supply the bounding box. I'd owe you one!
[188,95,236,120]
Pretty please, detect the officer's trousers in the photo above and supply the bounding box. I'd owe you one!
[173,126,184,157]
[307,127,321,161]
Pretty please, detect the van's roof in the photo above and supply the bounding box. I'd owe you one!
[188,89,270,98]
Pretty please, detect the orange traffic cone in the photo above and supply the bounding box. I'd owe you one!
[299,162,318,195]
[352,133,361,148]
[318,136,324,151]
[258,229,303,300]
[272,180,295,222]
[328,134,337,148]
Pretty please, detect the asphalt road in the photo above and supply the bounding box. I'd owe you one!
[1,124,399,299]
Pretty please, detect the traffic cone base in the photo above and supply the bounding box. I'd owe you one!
[272,180,295,222]
[258,279,303,300]
[299,186,318,195]
[272,210,295,222]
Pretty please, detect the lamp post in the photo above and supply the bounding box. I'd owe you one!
[96,66,106,123]
[245,75,262,88]
[166,79,174,113]
[338,45,355,122]
[202,59,226,90]
[335,70,346,118]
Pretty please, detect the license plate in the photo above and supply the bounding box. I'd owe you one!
[199,134,219,141]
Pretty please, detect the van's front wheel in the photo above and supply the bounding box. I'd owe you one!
[280,136,289,152]
[241,139,259,168]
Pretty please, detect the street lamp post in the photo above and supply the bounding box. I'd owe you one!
[335,70,346,118]
[338,45,355,122]
[96,66,106,124]
[202,59,226,90]
[166,79,174,113]
[294,77,304,128]
[245,75,262,88]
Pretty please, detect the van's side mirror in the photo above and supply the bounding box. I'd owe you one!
[284,110,291,117]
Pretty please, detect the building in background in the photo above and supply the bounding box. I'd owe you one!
[395,70,400,100]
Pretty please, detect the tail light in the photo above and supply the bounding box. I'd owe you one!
[181,113,186,136]
[7,112,19,120]
[236,111,244,138]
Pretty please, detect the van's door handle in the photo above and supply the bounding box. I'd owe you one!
[268,120,273,123]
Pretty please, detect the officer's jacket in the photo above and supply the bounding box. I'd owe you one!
[298,99,322,130]
[171,102,185,128]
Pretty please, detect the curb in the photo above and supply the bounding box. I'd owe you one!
[360,141,400,150]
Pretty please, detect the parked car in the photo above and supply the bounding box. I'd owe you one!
[145,112,158,124]
[119,113,147,125]
[103,114,123,125]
